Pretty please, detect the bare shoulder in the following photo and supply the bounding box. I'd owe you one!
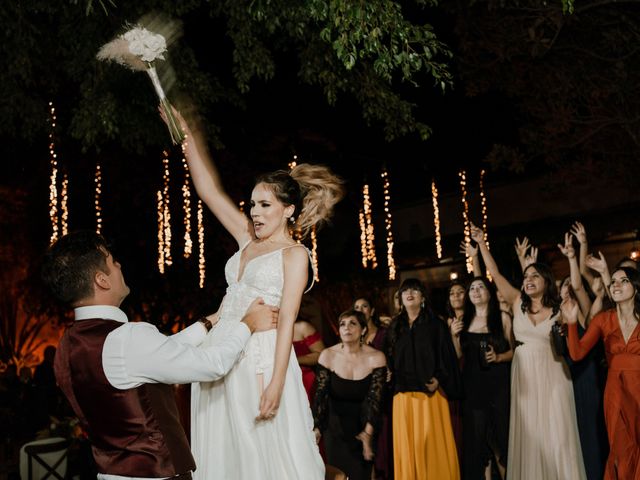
[283,244,309,263]
[363,345,387,368]
[296,320,317,337]
[318,345,338,368]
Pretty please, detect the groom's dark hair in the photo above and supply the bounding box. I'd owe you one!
[42,231,111,306]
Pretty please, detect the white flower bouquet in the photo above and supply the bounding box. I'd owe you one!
[97,25,184,144]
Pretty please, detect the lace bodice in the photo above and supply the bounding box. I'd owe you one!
[207,242,312,373]
[220,246,287,323]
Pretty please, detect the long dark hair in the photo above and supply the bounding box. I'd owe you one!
[353,296,381,328]
[446,280,466,319]
[520,263,560,315]
[462,277,506,348]
[611,267,640,320]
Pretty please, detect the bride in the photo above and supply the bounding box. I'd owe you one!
[174,111,344,479]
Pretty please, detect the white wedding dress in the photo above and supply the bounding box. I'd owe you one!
[191,242,325,480]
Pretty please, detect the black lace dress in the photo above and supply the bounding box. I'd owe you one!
[313,365,386,480]
[460,331,510,480]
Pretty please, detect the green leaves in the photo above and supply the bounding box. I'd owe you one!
[2,0,457,150]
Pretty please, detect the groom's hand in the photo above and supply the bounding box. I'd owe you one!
[241,298,279,333]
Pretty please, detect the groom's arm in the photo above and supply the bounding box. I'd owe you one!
[103,300,278,389]
[169,312,220,347]
[103,321,251,389]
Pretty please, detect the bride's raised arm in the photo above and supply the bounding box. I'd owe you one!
[173,110,253,246]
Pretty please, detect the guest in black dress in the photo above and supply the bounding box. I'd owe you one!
[451,277,513,480]
[313,309,387,480]
[353,296,393,480]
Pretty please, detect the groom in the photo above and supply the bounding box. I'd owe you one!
[42,231,278,479]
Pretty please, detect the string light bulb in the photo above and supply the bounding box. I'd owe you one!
[48,101,59,244]
[431,179,442,260]
[479,169,492,281]
[459,170,472,273]
[181,144,193,259]
[162,150,172,267]
[95,162,102,235]
[310,225,319,282]
[288,154,298,171]
[361,183,377,269]
[157,190,165,273]
[60,173,69,236]
[198,200,206,288]
[480,169,489,248]
[359,209,368,268]
[381,167,396,280]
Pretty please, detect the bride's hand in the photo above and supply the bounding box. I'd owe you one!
[256,380,284,421]
[158,105,188,134]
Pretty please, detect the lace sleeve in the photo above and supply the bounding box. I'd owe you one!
[312,365,331,431]
[362,366,387,430]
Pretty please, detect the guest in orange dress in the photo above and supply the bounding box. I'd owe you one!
[293,319,325,403]
[564,266,640,480]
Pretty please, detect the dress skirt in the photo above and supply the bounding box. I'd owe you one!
[392,391,460,480]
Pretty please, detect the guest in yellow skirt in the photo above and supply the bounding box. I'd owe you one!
[385,278,463,480]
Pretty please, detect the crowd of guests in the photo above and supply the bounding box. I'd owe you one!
[2,220,638,479]
[304,221,639,480]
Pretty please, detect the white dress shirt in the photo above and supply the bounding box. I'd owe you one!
[72,305,251,480]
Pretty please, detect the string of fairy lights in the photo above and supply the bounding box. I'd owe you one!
[155,145,206,286]
[44,104,494,286]
[95,162,102,235]
[60,174,69,237]
[381,167,396,280]
[480,169,489,248]
[181,143,193,259]
[459,170,473,273]
[197,200,205,288]
[360,183,378,269]
[48,102,60,244]
[431,180,442,260]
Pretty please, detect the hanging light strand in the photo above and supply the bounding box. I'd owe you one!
[60,173,69,236]
[162,150,173,267]
[381,167,396,280]
[48,102,59,244]
[358,209,368,268]
[198,199,206,288]
[479,169,492,281]
[480,169,489,248]
[181,145,193,259]
[362,184,378,269]
[459,170,472,273]
[431,180,442,260]
[157,190,165,273]
[310,224,319,282]
[95,162,103,235]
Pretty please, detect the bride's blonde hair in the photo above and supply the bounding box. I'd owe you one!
[255,163,344,239]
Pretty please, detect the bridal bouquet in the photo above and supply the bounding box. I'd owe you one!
[97,25,184,144]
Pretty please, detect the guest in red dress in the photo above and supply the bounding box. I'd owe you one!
[293,319,325,403]
[564,266,640,480]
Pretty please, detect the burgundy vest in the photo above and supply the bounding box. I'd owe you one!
[54,318,196,477]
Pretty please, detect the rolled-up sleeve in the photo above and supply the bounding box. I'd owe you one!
[103,322,250,389]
